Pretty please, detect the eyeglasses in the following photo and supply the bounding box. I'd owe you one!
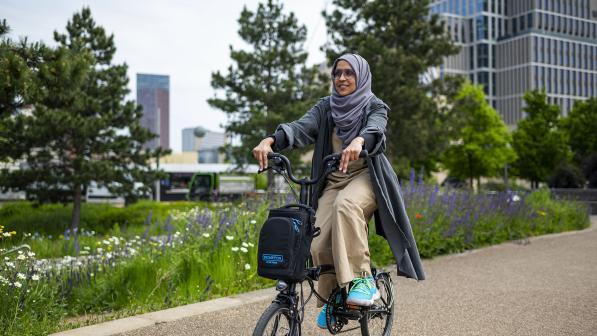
[332,69,356,79]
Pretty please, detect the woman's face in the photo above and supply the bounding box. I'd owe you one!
[333,60,357,96]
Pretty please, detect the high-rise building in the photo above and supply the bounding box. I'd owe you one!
[431,0,597,124]
[137,74,170,150]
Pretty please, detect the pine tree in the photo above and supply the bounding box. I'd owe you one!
[511,90,571,188]
[208,0,328,166]
[442,83,515,189]
[0,19,46,162]
[323,0,461,174]
[0,9,165,234]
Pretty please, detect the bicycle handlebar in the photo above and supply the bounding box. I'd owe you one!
[260,150,369,186]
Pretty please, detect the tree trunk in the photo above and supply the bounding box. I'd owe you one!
[71,184,82,235]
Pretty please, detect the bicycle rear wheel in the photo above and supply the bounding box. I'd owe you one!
[252,302,295,336]
[360,273,394,336]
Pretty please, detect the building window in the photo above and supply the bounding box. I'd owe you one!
[560,40,565,66]
[534,37,539,62]
[479,71,489,94]
[573,42,577,68]
[539,37,544,63]
[477,43,489,67]
[512,17,518,34]
[586,45,591,70]
[560,68,565,94]
[477,15,488,39]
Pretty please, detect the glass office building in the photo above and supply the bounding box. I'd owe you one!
[430,0,597,124]
[137,74,170,150]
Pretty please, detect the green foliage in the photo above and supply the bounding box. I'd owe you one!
[0,201,201,243]
[209,0,327,165]
[582,154,597,188]
[548,162,586,188]
[0,20,47,162]
[512,90,571,188]
[323,0,462,173]
[441,83,515,188]
[561,98,597,165]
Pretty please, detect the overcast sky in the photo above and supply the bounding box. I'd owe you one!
[1,0,330,152]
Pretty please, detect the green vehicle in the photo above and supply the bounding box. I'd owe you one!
[188,172,267,201]
[157,164,266,201]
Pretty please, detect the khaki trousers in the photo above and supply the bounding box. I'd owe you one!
[310,169,377,306]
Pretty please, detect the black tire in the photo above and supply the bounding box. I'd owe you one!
[360,273,394,336]
[252,302,295,336]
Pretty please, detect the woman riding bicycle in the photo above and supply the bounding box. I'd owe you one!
[252,53,425,329]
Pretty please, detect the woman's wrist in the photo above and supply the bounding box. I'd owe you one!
[353,136,365,146]
[263,137,275,146]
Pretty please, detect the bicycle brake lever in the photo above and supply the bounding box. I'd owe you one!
[257,167,271,174]
[258,165,284,174]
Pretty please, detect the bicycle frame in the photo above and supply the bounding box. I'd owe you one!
[259,150,370,335]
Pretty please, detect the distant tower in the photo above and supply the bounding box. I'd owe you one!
[137,74,170,150]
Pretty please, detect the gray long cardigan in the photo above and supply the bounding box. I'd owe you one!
[274,96,425,281]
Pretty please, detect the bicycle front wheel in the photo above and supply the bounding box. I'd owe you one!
[360,273,394,336]
[252,302,295,336]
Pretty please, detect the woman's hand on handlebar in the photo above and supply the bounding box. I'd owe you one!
[339,136,365,173]
[252,137,274,170]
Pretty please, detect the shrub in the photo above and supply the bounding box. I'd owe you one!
[548,162,585,188]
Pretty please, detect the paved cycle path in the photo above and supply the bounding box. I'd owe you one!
[62,217,597,336]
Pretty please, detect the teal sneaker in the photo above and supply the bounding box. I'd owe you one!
[317,304,329,329]
[346,277,380,306]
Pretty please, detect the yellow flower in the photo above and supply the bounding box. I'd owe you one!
[537,210,546,216]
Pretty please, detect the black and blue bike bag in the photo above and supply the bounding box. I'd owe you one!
[257,204,315,282]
